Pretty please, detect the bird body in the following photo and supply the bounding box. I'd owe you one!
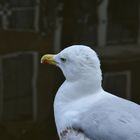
[54,83,140,140]
[41,45,140,140]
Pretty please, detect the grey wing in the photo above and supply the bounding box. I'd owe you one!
[73,96,140,140]
[60,128,91,140]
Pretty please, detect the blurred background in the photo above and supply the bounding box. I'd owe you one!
[0,0,140,139]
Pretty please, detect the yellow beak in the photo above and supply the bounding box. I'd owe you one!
[41,54,57,65]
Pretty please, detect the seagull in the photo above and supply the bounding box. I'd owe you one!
[41,45,140,140]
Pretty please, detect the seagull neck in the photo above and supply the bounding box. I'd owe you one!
[57,78,102,103]
[68,70,102,93]
[55,68,103,105]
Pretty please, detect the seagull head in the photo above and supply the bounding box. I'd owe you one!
[41,45,102,83]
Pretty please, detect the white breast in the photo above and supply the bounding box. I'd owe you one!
[54,89,106,134]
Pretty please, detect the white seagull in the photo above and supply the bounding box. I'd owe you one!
[41,45,140,140]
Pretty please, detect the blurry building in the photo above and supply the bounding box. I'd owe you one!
[0,0,58,139]
[0,0,140,140]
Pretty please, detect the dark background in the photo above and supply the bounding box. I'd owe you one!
[0,0,140,139]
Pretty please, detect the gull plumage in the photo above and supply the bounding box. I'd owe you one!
[41,45,140,140]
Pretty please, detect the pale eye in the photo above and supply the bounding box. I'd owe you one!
[60,57,66,62]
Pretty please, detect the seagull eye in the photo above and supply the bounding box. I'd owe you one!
[60,57,66,62]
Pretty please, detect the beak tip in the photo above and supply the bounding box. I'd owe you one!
[40,59,47,64]
[40,57,44,64]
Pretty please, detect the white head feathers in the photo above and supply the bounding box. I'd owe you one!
[54,45,102,82]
